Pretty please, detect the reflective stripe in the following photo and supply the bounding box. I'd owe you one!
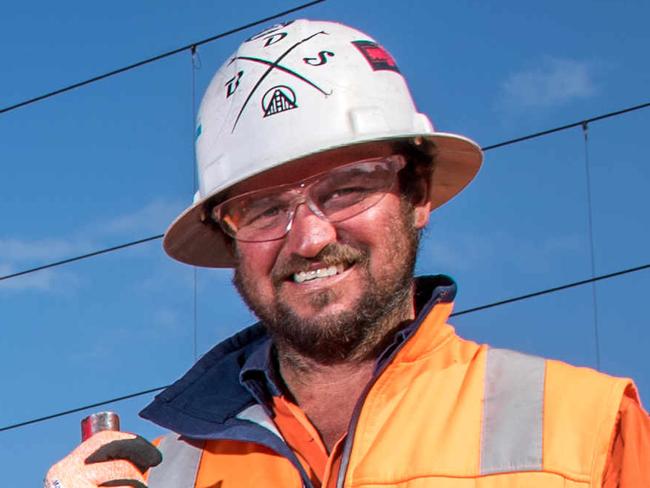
[147,407,281,487]
[480,347,545,474]
[147,434,203,488]
[236,403,283,439]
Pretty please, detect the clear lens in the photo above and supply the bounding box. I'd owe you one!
[215,188,298,242]
[312,161,398,222]
[213,156,405,242]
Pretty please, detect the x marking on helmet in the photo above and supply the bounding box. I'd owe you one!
[230,30,331,132]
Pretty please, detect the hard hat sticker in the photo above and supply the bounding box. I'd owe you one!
[303,51,335,66]
[262,32,287,47]
[351,40,400,73]
[262,85,297,117]
[228,30,332,131]
[225,71,244,98]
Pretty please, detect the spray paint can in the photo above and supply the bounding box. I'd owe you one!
[81,411,120,441]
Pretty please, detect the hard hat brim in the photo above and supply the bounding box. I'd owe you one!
[163,132,483,268]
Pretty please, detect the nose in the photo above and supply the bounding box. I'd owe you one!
[283,202,337,258]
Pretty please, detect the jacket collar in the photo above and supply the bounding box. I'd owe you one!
[139,275,456,436]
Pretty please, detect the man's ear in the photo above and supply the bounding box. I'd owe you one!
[227,235,240,262]
[409,175,432,229]
[413,199,432,229]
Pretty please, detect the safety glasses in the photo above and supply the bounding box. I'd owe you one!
[211,155,406,242]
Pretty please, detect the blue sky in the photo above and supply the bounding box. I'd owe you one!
[1,1,649,484]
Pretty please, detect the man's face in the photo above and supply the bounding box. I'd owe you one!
[230,147,431,363]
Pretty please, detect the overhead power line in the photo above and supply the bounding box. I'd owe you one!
[2,259,650,434]
[581,123,602,370]
[0,0,326,116]
[482,101,650,151]
[1,99,648,285]
[0,386,168,433]
[0,235,163,282]
[450,261,650,317]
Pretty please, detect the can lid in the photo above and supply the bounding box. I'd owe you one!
[81,411,120,441]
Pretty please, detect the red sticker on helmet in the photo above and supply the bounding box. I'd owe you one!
[352,40,400,73]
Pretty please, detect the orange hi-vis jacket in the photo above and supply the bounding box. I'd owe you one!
[140,276,649,487]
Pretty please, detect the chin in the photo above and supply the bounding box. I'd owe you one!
[287,287,361,316]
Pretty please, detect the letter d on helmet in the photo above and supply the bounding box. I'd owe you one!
[164,19,483,268]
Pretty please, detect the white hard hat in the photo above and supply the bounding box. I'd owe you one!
[164,19,483,267]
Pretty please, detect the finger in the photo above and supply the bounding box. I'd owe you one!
[84,459,147,487]
[99,480,147,488]
[74,431,139,460]
[46,432,143,488]
[85,435,162,473]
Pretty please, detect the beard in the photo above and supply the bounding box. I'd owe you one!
[233,200,421,365]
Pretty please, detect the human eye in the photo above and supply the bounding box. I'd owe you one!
[331,185,368,200]
[241,199,288,229]
[318,179,373,209]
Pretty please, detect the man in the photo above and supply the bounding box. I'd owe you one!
[47,19,650,488]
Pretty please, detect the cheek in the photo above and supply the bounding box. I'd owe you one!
[338,204,404,263]
[363,199,416,260]
[235,241,284,298]
[237,241,279,270]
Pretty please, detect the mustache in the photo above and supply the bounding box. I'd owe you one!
[272,243,368,284]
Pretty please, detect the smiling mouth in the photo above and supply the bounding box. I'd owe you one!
[293,264,347,284]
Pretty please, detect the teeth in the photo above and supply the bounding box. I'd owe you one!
[293,265,342,283]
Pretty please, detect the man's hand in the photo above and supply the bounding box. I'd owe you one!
[45,431,162,488]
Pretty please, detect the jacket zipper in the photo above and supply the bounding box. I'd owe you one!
[334,295,444,488]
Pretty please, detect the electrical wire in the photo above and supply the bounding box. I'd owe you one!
[0,386,168,433]
[191,46,201,362]
[0,234,163,282]
[2,100,648,285]
[2,259,650,434]
[450,260,650,317]
[482,101,650,151]
[581,123,602,370]
[0,0,326,116]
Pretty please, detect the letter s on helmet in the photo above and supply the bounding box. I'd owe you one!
[164,19,483,267]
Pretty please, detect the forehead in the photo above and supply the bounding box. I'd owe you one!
[225,141,398,198]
